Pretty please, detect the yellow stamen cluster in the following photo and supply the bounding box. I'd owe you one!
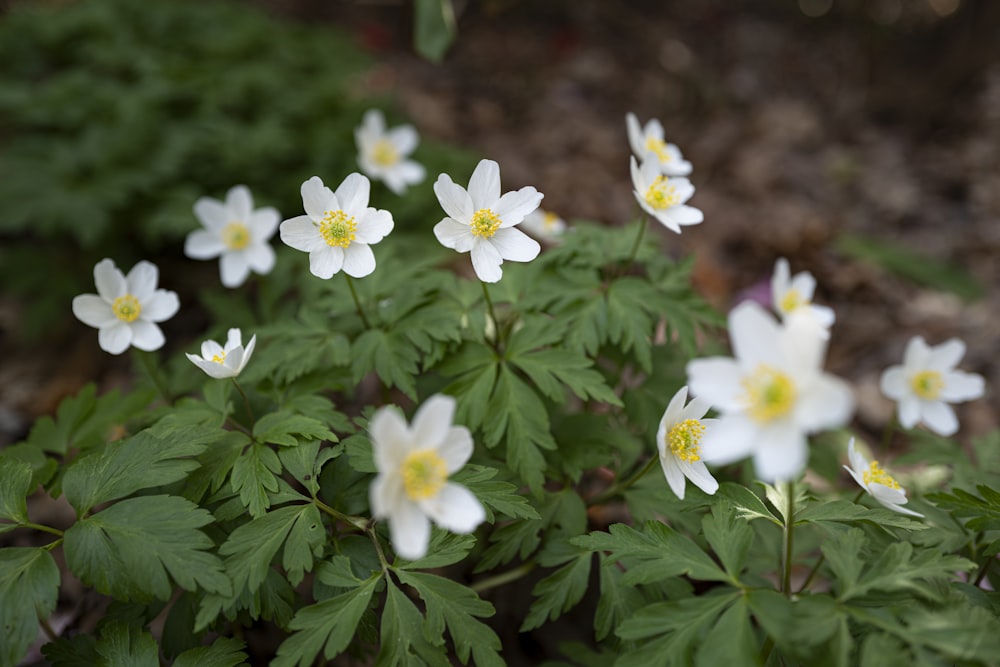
[222,222,251,250]
[644,176,680,210]
[471,208,502,239]
[863,460,901,490]
[371,138,400,167]
[320,210,358,248]
[742,365,797,423]
[667,419,706,463]
[112,295,141,323]
[645,136,671,163]
[543,211,560,230]
[401,449,448,501]
[211,351,227,364]
[910,370,944,400]
[779,289,806,314]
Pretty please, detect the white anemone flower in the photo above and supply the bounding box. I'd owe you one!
[432,159,543,283]
[686,302,855,483]
[656,386,719,500]
[72,258,180,355]
[630,155,703,234]
[184,185,279,288]
[355,109,426,196]
[625,112,693,176]
[369,394,486,560]
[279,174,394,279]
[879,336,984,436]
[186,328,256,379]
[844,439,923,517]
[770,258,835,334]
[519,208,567,243]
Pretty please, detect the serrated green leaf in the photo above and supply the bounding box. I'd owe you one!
[42,634,100,666]
[0,547,60,667]
[478,489,586,571]
[717,482,781,525]
[173,637,248,667]
[283,503,326,586]
[452,465,540,521]
[594,553,645,641]
[521,552,593,631]
[397,531,477,570]
[0,457,33,525]
[254,410,336,447]
[351,328,420,399]
[231,442,281,518]
[64,495,230,602]
[316,555,366,589]
[928,485,1000,532]
[796,499,927,531]
[693,596,756,667]
[616,591,738,666]
[377,580,450,667]
[702,500,754,579]
[279,440,342,496]
[93,622,159,667]
[509,346,622,406]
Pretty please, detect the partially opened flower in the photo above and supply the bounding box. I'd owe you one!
[844,439,923,517]
[186,328,256,379]
[630,155,703,234]
[626,112,693,176]
[355,109,426,195]
[279,174,394,279]
[656,386,719,500]
[686,302,854,482]
[185,185,279,288]
[519,208,567,243]
[770,258,835,334]
[72,259,180,355]
[369,394,486,560]
[433,159,542,283]
[879,336,984,436]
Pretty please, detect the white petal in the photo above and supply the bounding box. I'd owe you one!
[201,340,224,359]
[869,483,908,506]
[660,454,687,500]
[193,197,229,229]
[419,483,485,534]
[897,396,921,429]
[226,185,253,220]
[752,422,807,483]
[470,239,504,283]
[494,187,543,227]
[437,426,474,474]
[902,336,932,371]
[410,395,456,450]
[280,216,324,253]
[927,338,965,371]
[795,374,854,432]
[790,272,817,302]
[940,371,985,402]
[879,366,907,400]
[184,230,225,259]
[434,218,475,252]
[699,414,757,465]
[336,173,371,216]
[625,112,644,156]
[921,400,958,436]
[94,258,126,301]
[188,354,234,379]
[650,209,681,234]
[809,304,836,328]
[130,320,165,351]
[389,503,432,560]
[395,160,425,186]
[370,406,414,474]
[220,253,250,288]
[224,347,244,375]
[355,209,393,245]
[680,395,713,422]
[845,464,868,493]
[99,323,132,354]
[771,258,791,307]
[301,177,335,220]
[309,247,344,279]
[249,208,280,241]
[686,357,745,412]
[434,174,473,222]
[245,242,276,275]
[238,335,256,373]
[72,294,116,328]
[369,473,397,520]
[342,243,376,278]
[142,290,180,323]
[468,159,501,209]
[728,302,783,369]
[489,227,540,263]
[660,386,690,432]
[629,156,645,191]
[683,460,719,496]
[388,125,419,155]
[126,261,159,302]
[224,329,242,350]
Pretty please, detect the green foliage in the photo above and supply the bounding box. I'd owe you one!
[0,548,60,667]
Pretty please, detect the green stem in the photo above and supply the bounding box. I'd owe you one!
[231,379,255,431]
[759,635,776,664]
[20,521,64,537]
[589,456,659,506]
[880,414,898,459]
[313,498,368,532]
[368,525,392,573]
[782,481,795,597]
[798,490,865,593]
[623,213,649,270]
[136,349,171,404]
[480,280,500,345]
[974,553,995,587]
[471,561,537,594]
[345,274,372,329]
[38,615,58,641]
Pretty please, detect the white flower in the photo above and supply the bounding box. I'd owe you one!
[355,109,426,196]
[656,386,719,500]
[626,112,693,177]
[369,394,486,560]
[519,208,567,243]
[185,185,279,288]
[71,259,180,355]
[879,336,984,436]
[686,302,855,482]
[630,155,703,234]
[433,159,543,283]
[770,258,835,334]
[844,439,923,517]
[279,174,394,279]
[186,328,256,379]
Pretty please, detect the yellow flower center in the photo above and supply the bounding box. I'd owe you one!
[779,289,806,314]
[371,138,400,167]
[401,449,448,501]
[863,460,901,490]
[211,351,226,364]
[742,365,797,423]
[222,222,251,250]
[644,175,679,210]
[645,136,671,163]
[319,210,358,248]
[112,294,141,323]
[543,211,560,230]
[667,419,706,463]
[471,208,502,239]
[910,370,944,400]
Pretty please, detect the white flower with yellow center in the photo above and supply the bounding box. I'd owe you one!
[71,258,180,355]
[519,208,568,244]
[432,159,543,283]
[369,394,486,560]
[186,328,256,379]
[656,386,719,500]
[844,439,923,517]
[184,185,279,288]
[279,174,394,279]
[626,112,693,177]
[879,336,984,436]
[770,258,835,334]
[630,155,703,234]
[355,109,426,196]
[686,302,855,482]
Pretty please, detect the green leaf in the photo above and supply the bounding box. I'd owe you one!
[702,500,754,579]
[243,321,350,387]
[351,328,421,399]
[509,346,622,406]
[395,570,504,667]
[452,465,541,521]
[928,485,1000,532]
[796,499,927,531]
[92,622,159,667]
[377,579,450,667]
[717,482,781,525]
[397,531,477,571]
[64,495,231,602]
[694,596,756,667]
[594,553,645,641]
[478,489,586,571]
[272,574,380,667]
[0,547,60,667]
[279,440,342,496]
[173,637,248,667]
[521,552,593,631]
[0,457,32,525]
[414,0,456,62]
[254,410,336,447]
[231,442,281,518]
[616,591,738,666]
[63,424,216,515]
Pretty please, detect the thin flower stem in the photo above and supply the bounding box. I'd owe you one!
[345,274,372,329]
[136,350,171,404]
[588,456,659,506]
[797,490,865,593]
[231,379,255,431]
[480,280,501,346]
[20,521,64,538]
[313,498,368,531]
[368,525,392,573]
[781,481,795,597]
[471,561,537,594]
[623,212,649,271]
[880,413,898,459]
[38,615,58,642]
